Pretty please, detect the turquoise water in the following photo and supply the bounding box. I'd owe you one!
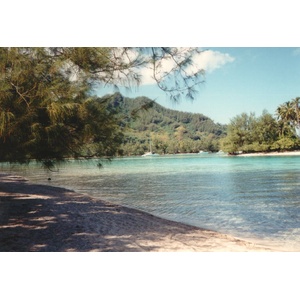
[2,153,300,248]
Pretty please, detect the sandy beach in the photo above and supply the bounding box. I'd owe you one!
[237,150,300,157]
[0,173,291,252]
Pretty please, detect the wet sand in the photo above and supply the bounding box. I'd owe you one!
[0,173,288,252]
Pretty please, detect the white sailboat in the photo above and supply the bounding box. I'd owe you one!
[142,140,159,157]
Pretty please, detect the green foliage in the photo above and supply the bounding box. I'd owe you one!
[105,93,226,155]
[276,97,300,138]
[271,137,300,151]
[221,102,300,154]
[0,48,124,165]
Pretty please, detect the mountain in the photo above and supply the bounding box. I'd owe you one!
[103,93,227,156]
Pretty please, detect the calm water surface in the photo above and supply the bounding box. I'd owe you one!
[2,154,300,249]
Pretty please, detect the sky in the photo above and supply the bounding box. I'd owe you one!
[95,47,300,125]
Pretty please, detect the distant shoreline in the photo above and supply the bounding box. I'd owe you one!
[235,150,300,157]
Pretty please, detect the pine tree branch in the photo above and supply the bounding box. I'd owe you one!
[9,81,30,108]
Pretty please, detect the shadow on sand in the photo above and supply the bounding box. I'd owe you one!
[0,174,201,252]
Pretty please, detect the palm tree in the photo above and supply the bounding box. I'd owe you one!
[292,97,300,137]
[276,101,293,136]
[276,98,300,137]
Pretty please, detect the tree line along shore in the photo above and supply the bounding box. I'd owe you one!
[221,98,300,155]
[86,93,300,157]
[103,94,300,157]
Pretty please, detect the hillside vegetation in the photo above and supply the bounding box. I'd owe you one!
[103,93,227,156]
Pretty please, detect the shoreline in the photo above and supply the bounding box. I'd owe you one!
[0,172,295,252]
[235,150,300,157]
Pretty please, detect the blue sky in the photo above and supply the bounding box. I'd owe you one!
[95,47,300,125]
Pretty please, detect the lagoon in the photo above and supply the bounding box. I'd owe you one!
[2,153,300,249]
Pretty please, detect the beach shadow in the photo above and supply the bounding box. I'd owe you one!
[0,174,192,252]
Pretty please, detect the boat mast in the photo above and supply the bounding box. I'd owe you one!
[150,139,153,153]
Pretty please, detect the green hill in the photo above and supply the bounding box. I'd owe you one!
[102,93,227,155]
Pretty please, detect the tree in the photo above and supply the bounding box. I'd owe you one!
[138,47,205,102]
[253,110,279,150]
[276,97,300,138]
[0,47,205,165]
[221,103,300,154]
[221,112,256,153]
[290,97,300,138]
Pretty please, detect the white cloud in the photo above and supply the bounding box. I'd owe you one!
[138,49,235,85]
[138,67,156,85]
[106,48,235,87]
[194,50,235,73]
